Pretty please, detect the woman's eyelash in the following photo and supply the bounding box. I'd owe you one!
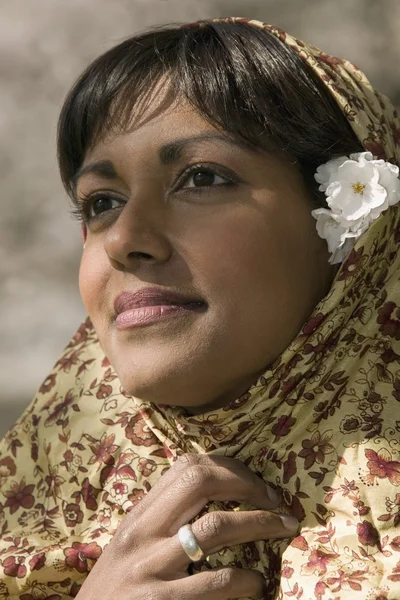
[69,191,108,223]
[69,164,238,223]
[69,203,87,224]
[172,164,237,192]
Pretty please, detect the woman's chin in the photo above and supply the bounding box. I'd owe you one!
[115,365,194,407]
[103,334,215,408]
[121,385,197,409]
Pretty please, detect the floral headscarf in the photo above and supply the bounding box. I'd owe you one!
[1,18,400,600]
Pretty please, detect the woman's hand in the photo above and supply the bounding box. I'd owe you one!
[77,454,299,600]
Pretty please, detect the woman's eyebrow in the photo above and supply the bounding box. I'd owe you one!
[158,133,255,164]
[72,160,118,188]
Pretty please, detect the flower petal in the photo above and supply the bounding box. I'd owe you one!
[349,151,374,161]
[315,156,347,189]
[376,163,400,206]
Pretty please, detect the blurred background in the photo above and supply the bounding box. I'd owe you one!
[1,0,400,437]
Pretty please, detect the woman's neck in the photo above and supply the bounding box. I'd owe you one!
[181,366,267,416]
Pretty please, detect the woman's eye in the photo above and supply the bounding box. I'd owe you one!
[87,195,123,218]
[182,169,229,189]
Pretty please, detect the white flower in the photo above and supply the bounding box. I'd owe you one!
[326,154,386,221]
[313,152,400,264]
[311,208,358,264]
[315,156,347,192]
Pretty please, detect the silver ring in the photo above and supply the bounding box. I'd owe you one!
[177,523,206,562]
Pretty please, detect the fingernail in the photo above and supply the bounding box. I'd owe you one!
[280,514,299,534]
[266,486,280,507]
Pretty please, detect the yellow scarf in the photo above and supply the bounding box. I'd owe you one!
[1,18,400,600]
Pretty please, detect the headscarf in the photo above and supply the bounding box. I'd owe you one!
[1,18,400,600]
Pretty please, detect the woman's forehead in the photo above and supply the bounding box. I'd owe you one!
[84,100,225,163]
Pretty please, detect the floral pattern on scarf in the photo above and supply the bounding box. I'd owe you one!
[1,18,400,600]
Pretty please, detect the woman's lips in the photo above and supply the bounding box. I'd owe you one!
[115,302,206,329]
[113,287,206,329]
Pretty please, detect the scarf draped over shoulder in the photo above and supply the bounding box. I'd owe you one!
[1,18,400,600]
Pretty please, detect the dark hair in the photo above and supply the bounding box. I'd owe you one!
[57,20,363,205]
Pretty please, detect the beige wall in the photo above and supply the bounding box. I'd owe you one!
[1,0,399,437]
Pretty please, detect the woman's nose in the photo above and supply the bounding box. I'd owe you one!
[103,197,172,271]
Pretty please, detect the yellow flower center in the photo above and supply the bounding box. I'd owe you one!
[352,182,365,194]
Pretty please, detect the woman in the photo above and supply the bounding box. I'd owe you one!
[0,17,399,600]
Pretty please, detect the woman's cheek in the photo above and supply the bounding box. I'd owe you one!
[78,259,90,314]
[78,251,99,316]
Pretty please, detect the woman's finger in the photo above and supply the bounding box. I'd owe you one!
[168,567,266,600]
[145,461,280,535]
[191,508,298,558]
[130,454,280,528]
[161,509,298,572]
[127,454,277,519]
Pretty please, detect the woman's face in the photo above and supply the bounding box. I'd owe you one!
[77,97,334,413]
